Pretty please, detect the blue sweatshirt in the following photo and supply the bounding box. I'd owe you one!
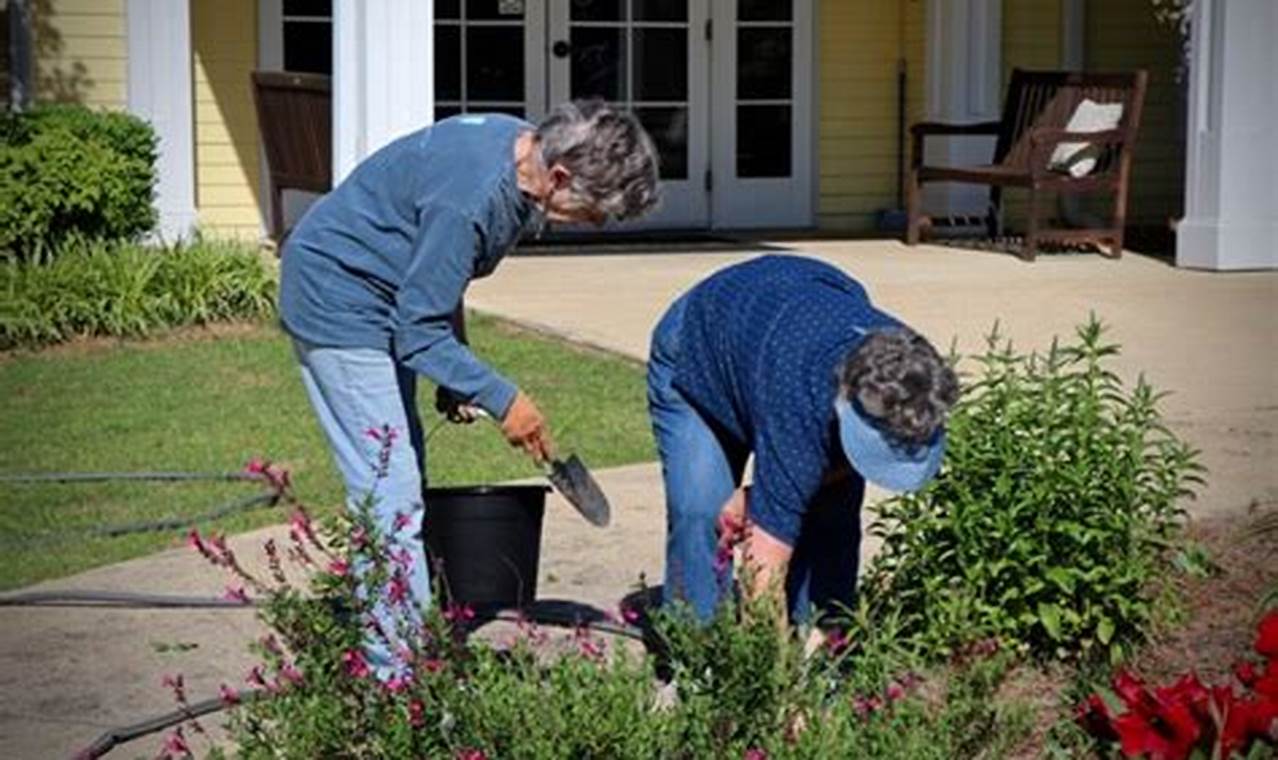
[279,114,539,418]
[673,255,901,544]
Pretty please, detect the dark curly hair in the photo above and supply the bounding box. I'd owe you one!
[839,328,959,445]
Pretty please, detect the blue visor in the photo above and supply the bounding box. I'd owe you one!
[834,397,946,492]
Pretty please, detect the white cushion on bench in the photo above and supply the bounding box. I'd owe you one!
[1049,99,1124,178]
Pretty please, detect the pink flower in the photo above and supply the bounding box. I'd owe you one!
[443,603,475,624]
[384,674,412,693]
[744,749,768,760]
[218,683,241,705]
[620,605,641,624]
[824,629,850,655]
[393,512,412,531]
[421,658,445,674]
[244,458,267,475]
[408,699,426,727]
[885,681,906,702]
[328,559,350,577]
[455,749,487,760]
[246,665,269,689]
[391,547,415,572]
[258,634,283,656]
[186,529,213,561]
[387,572,411,606]
[343,649,372,679]
[160,727,191,757]
[222,585,251,605]
[713,543,734,574]
[279,662,304,687]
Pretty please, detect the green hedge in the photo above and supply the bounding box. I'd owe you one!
[0,238,277,349]
[0,104,158,259]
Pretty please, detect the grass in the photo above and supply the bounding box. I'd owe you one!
[0,313,654,590]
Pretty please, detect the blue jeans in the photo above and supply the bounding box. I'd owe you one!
[647,297,864,624]
[293,339,430,679]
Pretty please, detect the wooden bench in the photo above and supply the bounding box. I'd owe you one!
[906,69,1148,260]
[250,71,332,245]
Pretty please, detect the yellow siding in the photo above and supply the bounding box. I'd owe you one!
[30,0,126,108]
[1003,0,1063,85]
[1000,0,1064,229]
[817,0,924,232]
[1085,0,1185,227]
[192,0,263,241]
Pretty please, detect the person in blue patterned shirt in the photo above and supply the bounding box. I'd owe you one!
[647,254,959,626]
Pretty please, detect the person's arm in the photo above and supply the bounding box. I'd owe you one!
[394,208,552,460]
[435,300,482,423]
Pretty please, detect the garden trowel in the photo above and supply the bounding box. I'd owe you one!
[544,453,611,528]
[463,408,611,527]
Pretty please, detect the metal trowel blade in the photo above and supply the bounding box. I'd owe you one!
[547,454,611,527]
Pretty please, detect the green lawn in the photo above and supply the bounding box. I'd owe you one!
[0,314,654,590]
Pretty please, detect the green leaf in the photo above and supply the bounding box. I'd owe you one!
[1038,602,1063,641]
[1096,617,1115,645]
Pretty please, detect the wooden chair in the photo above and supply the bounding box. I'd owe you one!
[905,69,1148,260]
[250,71,332,244]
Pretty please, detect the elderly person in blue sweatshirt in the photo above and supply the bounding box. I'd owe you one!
[648,255,958,626]
[280,101,659,678]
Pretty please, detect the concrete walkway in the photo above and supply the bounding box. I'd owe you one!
[2,240,1275,757]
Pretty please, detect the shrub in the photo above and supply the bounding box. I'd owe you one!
[169,467,1033,760]
[863,317,1205,664]
[0,238,276,349]
[0,104,158,258]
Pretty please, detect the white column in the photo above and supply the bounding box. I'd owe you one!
[922,0,1003,220]
[126,0,197,243]
[333,0,434,184]
[1176,0,1278,270]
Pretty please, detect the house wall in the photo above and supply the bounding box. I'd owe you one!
[30,0,127,109]
[1084,0,1185,228]
[817,0,926,232]
[191,0,263,240]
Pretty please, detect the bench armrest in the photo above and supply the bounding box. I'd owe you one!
[1029,127,1128,178]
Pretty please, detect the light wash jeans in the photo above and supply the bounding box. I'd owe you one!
[647,296,864,624]
[292,338,430,679]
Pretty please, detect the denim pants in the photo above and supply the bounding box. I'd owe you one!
[647,297,864,624]
[292,338,430,678]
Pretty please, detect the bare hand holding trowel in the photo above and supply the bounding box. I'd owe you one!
[438,390,611,528]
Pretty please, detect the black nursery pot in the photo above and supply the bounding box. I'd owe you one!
[423,485,548,609]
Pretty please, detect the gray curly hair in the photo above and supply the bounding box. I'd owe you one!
[534,99,661,222]
[839,328,959,445]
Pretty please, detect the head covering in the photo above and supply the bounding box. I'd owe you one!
[833,395,947,493]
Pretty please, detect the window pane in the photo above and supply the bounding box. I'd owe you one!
[472,105,527,119]
[466,26,524,102]
[435,26,461,102]
[570,0,623,21]
[570,27,627,101]
[438,0,461,19]
[635,106,688,180]
[633,0,686,22]
[435,105,464,122]
[737,27,790,99]
[738,0,791,22]
[283,21,332,74]
[737,104,790,177]
[633,28,686,101]
[283,0,331,18]
[467,0,527,20]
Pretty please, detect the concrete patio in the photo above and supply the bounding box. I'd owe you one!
[1,240,1274,758]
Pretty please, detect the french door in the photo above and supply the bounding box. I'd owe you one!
[546,0,711,229]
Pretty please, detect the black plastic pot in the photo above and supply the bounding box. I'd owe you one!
[423,485,548,609]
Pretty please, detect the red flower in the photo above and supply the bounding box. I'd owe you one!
[327,559,350,577]
[160,727,191,758]
[342,649,372,679]
[455,749,487,760]
[421,658,445,674]
[1236,660,1262,688]
[443,603,475,624]
[1076,693,1119,742]
[1255,611,1278,659]
[1107,670,1204,760]
[744,749,769,760]
[222,585,251,605]
[1253,659,1278,700]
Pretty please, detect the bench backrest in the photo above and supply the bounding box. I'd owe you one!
[251,71,332,194]
[994,69,1149,173]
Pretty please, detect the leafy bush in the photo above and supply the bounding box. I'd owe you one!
[863,318,1205,664]
[168,475,1032,760]
[0,238,276,349]
[0,104,158,258]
